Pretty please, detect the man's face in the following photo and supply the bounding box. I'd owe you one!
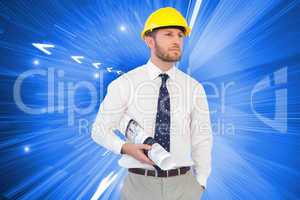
[151,28,184,62]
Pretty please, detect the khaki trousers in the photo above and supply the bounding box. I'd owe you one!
[121,170,204,200]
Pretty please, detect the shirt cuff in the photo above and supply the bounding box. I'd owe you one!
[112,138,126,155]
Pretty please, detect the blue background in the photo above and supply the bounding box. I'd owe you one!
[0,0,299,199]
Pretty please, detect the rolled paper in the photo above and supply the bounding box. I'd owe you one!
[123,116,176,170]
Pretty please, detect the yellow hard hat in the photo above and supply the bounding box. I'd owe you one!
[141,7,191,39]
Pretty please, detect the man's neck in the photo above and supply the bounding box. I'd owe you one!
[150,57,174,72]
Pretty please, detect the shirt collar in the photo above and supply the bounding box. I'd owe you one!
[146,59,176,80]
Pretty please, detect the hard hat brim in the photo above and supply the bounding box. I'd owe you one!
[141,25,191,39]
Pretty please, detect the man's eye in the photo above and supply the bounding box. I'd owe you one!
[165,33,172,36]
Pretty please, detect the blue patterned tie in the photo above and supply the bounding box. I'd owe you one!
[154,73,170,153]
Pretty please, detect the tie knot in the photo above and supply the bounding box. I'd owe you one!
[159,73,169,83]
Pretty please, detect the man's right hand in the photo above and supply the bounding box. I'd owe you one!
[121,143,155,165]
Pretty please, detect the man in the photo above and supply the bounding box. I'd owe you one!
[91,7,212,200]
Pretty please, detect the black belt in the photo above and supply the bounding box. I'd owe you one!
[128,167,190,177]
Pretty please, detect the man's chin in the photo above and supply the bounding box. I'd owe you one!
[156,52,181,62]
[169,56,181,62]
[165,53,181,62]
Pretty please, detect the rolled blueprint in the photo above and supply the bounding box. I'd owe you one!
[124,116,176,171]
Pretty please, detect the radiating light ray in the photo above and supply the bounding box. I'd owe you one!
[188,0,299,78]
[189,0,203,30]
[91,171,118,200]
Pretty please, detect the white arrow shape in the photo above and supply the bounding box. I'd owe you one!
[92,62,101,69]
[116,70,122,75]
[32,43,55,55]
[71,56,84,64]
[106,67,113,72]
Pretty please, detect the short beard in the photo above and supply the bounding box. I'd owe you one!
[154,40,181,62]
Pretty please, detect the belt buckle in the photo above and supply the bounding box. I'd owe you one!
[144,169,148,176]
[166,170,169,177]
[154,170,158,177]
[177,168,180,175]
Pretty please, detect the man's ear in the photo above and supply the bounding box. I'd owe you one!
[144,36,154,49]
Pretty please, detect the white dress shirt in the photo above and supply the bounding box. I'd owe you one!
[91,60,213,187]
